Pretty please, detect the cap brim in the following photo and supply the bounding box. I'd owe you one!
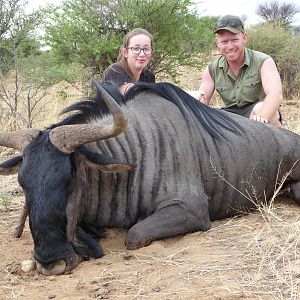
[214,26,242,34]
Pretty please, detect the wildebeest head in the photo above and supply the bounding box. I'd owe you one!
[0,81,135,275]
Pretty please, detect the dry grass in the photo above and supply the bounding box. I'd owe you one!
[282,101,300,135]
[206,160,300,299]
[219,202,300,300]
[81,206,300,300]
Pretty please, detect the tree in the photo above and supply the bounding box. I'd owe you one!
[0,1,62,130]
[0,0,46,75]
[256,0,300,29]
[44,0,216,82]
[44,0,126,79]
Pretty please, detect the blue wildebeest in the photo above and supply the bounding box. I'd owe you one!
[0,80,299,275]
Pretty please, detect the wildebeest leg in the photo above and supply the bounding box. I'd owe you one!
[13,202,28,238]
[125,197,211,250]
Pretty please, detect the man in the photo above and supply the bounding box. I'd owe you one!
[198,15,282,126]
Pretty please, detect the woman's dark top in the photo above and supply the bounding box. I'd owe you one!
[102,63,155,86]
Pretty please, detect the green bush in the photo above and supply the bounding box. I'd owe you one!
[44,0,216,81]
[246,23,300,99]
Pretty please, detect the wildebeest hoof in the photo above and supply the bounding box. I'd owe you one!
[36,255,82,275]
[36,260,67,276]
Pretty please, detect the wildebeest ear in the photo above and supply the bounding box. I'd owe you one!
[78,147,136,173]
[0,155,23,175]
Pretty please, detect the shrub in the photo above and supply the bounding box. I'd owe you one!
[246,22,300,99]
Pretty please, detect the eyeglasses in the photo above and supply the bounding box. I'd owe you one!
[128,47,152,55]
[216,19,244,31]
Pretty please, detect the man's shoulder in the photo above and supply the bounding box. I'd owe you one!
[209,54,227,71]
[246,48,270,61]
[208,55,225,77]
[209,54,224,66]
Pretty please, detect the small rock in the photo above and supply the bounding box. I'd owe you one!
[48,276,56,281]
[21,260,36,273]
[95,288,109,298]
[152,286,161,292]
[48,294,56,299]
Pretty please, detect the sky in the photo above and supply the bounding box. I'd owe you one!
[30,0,300,26]
[196,0,300,26]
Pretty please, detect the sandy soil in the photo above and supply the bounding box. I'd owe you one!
[0,79,299,299]
[1,191,300,300]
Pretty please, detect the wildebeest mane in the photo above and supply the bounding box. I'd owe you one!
[49,81,244,139]
[127,82,244,139]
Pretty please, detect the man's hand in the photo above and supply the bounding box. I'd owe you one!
[250,114,269,124]
[198,92,208,104]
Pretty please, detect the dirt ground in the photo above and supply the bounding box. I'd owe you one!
[1,192,300,300]
[0,80,300,299]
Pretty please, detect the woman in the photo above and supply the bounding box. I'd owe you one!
[103,28,155,94]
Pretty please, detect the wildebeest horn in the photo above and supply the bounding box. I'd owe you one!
[0,129,40,152]
[49,79,128,153]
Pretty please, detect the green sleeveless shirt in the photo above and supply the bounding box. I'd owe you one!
[208,48,270,108]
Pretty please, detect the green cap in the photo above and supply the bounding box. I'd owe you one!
[214,15,244,34]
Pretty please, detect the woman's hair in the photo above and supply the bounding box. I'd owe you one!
[117,28,153,80]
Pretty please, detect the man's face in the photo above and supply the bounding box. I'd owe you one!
[216,31,247,63]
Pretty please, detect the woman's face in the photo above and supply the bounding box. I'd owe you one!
[123,34,152,73]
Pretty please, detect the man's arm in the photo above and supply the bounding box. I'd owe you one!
[251,57,283,122]
[198,66,215,105]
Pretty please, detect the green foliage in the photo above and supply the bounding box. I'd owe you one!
[189,16,218,53]
[117,0,217,78]
[0,0,47,75]
[246,22,300,98]
[0,36,42,75]
[44,0,122,77]
[44,0,216,81]
[18,51,77,88]
[0,50,68,131]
